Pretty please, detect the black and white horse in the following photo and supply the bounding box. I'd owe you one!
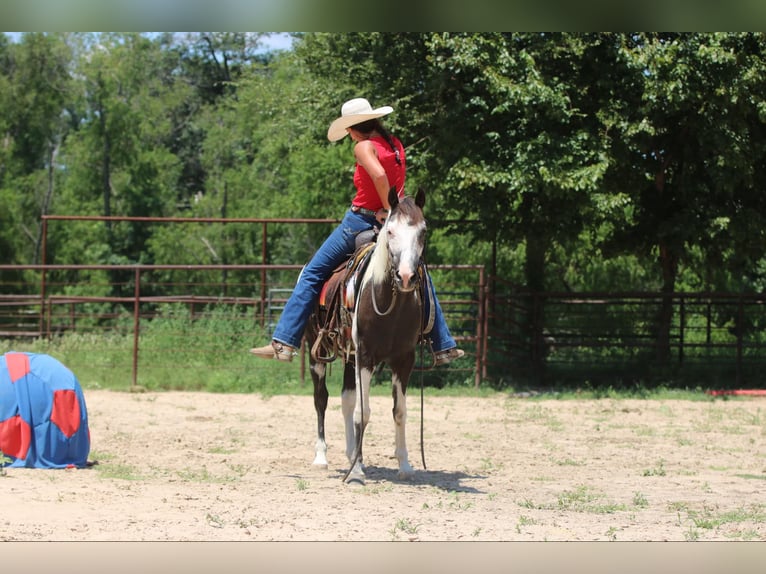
[306,187,427,484]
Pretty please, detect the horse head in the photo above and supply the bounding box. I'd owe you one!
[380,187,426,293]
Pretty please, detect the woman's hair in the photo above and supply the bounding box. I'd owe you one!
[350,119,402,166]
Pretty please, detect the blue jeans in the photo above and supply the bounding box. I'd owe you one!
[271,209,457,353]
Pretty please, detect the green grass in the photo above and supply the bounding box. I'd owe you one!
[516,485,628,514]
[0,308,751,399]
[95,461,143,481]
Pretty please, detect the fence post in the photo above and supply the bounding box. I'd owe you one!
[678,296,685,365]
[737,296,744,386]
[132,266,140,389]
[476,266,487,388]
[260,222,267,328]
[39,218,48,338]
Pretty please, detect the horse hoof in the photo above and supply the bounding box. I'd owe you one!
[345,476,365,486]
[312,462,328,470]
[397,469,414,480]
[344,470,366,485]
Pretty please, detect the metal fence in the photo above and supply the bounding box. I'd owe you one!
[4,213,765,390]
[485,284,766,389]
[0,262,486,389]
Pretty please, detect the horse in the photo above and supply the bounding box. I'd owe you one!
[305,187,427,484]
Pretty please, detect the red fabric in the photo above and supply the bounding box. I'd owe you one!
[50,389,81,438]
[5,352,30,383]
[0,414,31,459]
[352,136,406,211]
[706,389,766,396]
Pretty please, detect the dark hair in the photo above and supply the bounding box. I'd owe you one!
[350,118,402,166]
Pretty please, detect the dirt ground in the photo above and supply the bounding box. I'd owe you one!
[2,388,765,542]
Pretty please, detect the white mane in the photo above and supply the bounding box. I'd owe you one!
[364,222,391,287]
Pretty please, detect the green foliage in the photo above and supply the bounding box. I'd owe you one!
[3,32,766,294]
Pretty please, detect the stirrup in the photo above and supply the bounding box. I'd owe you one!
[311,329,338,363]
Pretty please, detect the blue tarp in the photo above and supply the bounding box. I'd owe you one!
[0,352,90,469]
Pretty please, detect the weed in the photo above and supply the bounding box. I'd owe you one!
[0,450,11,476]
[206,513,224,529]
[447,491,473,511]
[208,446,237,455]
[667,501,690,512]
[634,425,656,437]
[632,492,649,508]
[96,462,142,481]
[605,526,619,540]
[226,463,251,478]
[658,404,674,418]
[389,518,420,541]
[480,457,503,472]
[726,529,760,541]
[642,459,666,476]
[554,457,584,467]
[555,484,627,514]
[361,483,394,495]
[516,514,538,533]
[296,478,309,491]
[176,465,230,483]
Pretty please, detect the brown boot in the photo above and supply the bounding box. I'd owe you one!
[249,341,296,362]
[433,347,465,366]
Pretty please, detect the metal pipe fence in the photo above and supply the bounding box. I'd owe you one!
[0,263,486,389]
[7,214,762,390]
[485,287,766,388]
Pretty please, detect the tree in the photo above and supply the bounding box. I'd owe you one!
[601,33,766,361]
[0,33,74,266]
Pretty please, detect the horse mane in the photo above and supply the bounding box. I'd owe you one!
[366,218,391,286]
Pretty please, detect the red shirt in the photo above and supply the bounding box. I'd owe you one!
[351,136,406,211]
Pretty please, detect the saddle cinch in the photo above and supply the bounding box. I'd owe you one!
[309,229,435,364]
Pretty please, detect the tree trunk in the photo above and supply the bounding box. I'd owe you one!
[657,242,678,364]
[524,227,548,383]
[33,139,59,265]
[654,166,677,365]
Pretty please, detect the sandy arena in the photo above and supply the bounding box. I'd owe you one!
[2,389,765,542]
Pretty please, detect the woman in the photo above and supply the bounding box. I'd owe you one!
[250,97,463,366]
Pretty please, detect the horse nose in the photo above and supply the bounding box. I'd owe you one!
[396,269,415,290]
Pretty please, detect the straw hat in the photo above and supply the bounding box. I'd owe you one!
[327,97,394,141]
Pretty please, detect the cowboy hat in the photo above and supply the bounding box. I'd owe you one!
[327,98,394,141]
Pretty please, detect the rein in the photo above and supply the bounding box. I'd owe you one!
[370,269,398,316]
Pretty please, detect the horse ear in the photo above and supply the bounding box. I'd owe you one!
[415,187,426,209]
[388,187,399,210]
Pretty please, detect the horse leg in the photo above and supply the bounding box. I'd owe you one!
[310,359,329,468]
[345,354,373,484]
[391,353,415,478]
[340,358,357,465]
